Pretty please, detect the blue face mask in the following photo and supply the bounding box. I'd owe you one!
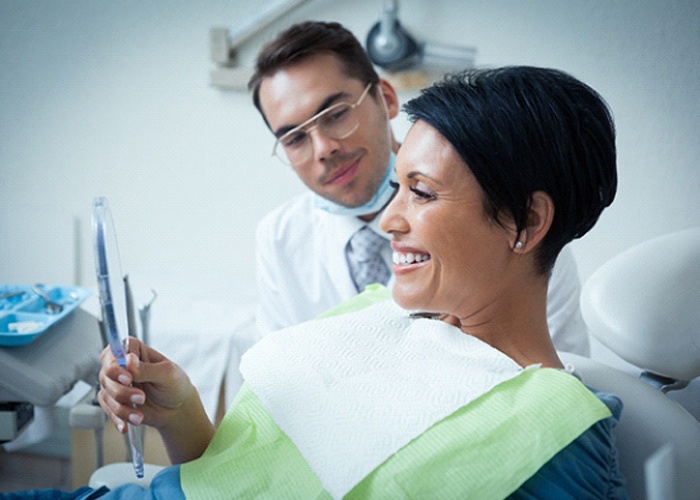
[314,152,397,217]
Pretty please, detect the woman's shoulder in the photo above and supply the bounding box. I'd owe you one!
[589,388,624,422]
[510,387,628,499]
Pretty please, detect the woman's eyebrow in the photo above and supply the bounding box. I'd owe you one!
[407,170,444,185]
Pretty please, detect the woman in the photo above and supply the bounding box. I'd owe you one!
[15,67,624,499]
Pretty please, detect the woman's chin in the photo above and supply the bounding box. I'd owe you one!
[391,284,429,312]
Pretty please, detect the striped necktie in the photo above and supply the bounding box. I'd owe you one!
[346,225,391,293]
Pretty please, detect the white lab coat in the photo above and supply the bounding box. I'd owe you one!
[255,192,589,355]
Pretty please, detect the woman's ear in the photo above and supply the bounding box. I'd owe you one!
[513,191,554,253]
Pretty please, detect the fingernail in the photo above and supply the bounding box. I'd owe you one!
[130,394,145,405]
[128,413,143,426]
[117,420,125,433]
[118,374,130,386]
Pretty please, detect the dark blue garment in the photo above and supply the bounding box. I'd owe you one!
[0,466,183,500]
[509,390,628,499]
[0,487,108,500]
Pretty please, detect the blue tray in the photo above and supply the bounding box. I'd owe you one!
[0,284,91,347]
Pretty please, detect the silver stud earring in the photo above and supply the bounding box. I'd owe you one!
[515,241,523,250]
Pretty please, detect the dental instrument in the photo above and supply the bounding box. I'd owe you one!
[31,284,64,314]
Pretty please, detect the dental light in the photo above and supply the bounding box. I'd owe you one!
[365,0,476,72]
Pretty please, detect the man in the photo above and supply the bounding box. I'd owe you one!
[248,21,588,355]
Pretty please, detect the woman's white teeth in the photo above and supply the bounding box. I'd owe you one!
[393,252,430,265]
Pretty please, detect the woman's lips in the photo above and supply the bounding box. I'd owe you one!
[391,243,431,274]
[393,251,431,265]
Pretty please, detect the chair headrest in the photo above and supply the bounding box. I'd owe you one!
[581,227,700,381]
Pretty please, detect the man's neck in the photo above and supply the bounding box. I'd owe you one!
[359,212,378,222]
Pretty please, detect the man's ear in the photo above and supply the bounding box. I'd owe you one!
[377,79,400,119]
[513,191,554,252]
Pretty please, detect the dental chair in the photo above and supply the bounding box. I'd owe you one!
[85,228,700,499]
[562,227,700,500]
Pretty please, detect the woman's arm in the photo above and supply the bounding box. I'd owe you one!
[98,338,216,464]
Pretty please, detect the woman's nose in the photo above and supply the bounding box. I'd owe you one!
[379,191,408,235]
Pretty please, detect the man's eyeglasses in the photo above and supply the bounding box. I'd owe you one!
[272,83,374,166]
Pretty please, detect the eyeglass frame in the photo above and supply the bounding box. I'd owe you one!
[271,82,375,166]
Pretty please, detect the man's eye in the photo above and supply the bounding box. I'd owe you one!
[322,105,350,125]
[282,132,307,148]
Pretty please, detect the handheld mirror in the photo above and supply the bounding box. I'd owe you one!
[91,196,145,478]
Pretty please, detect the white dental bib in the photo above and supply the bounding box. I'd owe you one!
[240,299,524,499]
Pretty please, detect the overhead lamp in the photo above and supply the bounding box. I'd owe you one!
[365,0,476,73]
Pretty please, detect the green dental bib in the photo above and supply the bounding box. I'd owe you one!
[181,286,610,499]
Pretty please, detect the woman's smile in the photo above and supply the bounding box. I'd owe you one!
[391,243,431,272]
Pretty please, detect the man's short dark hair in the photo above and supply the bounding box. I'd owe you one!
[248,21,380,125]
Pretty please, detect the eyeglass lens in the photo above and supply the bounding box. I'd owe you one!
[278,104,358,164]
[274,83,372,166]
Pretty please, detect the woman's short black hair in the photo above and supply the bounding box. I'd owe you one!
[403,66,617,274]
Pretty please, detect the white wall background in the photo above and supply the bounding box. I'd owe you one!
[1,0,699,297]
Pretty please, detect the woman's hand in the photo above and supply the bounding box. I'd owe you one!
[98,338,215,463]
[98,338,191,432]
